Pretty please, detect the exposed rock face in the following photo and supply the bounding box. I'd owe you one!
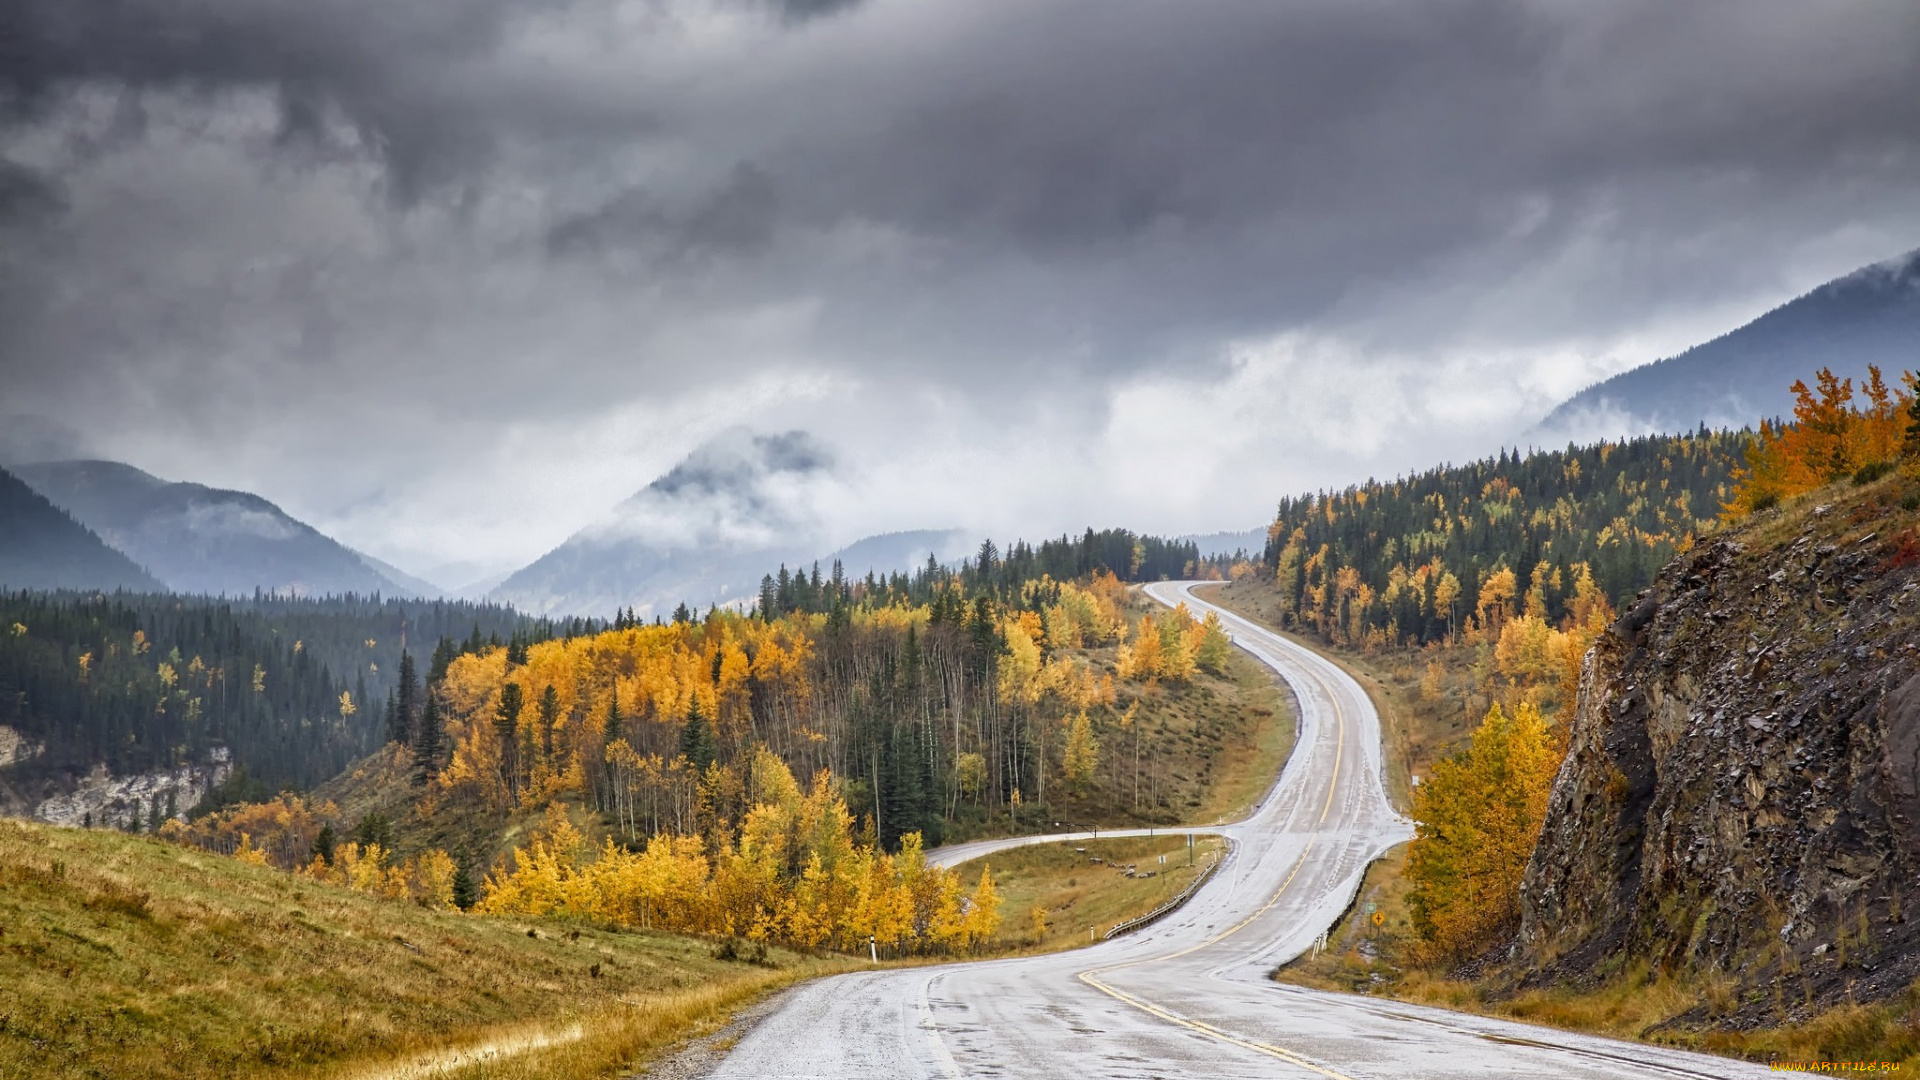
[27,750,230,829]
[1517,495,1920,1023]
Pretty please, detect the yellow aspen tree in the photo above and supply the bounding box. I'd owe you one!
[232,832,269,866]
[1062,710,1098,793]
[1126,616,1163,681]
[1194,611,1232,673]
[1406,700,1562,963]
[1474,567,1518,639]
[962,865,1002,950]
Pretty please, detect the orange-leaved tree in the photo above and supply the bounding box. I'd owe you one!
[1725,366,1916,517]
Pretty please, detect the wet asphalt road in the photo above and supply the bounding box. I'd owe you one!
[707,582,1772,1079]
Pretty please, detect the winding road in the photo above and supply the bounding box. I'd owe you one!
[706,582,1771,1079]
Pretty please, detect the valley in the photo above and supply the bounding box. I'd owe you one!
[6,247,1920,1074]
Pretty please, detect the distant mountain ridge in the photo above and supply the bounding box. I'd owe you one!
[1539,247,1920,436]
[1180,527,1267,559]
[0,465,162,592]
[15,460,420,599]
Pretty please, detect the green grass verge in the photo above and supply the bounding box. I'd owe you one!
[966,833,1229,954]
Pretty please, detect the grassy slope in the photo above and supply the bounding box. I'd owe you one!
[984,596,1297,835]
[322,596,1297,862]
[0,818,852,1080]
[974,833,1229,953]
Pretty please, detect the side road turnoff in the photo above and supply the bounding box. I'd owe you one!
[707,582,1774,1079]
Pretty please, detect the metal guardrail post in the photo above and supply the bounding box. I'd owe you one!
[1103,854,1222,940]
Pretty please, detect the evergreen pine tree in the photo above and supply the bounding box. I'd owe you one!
[451,861,478,910]
[352,811,392,852]
[389,651,418,746]
[537,685,561,762]
[678,699,716,773]
[381,690,398,746]
[1905,377,1920,459]
[428,636,456,685]
[495,682,525,797]
[603,685,623,745]
[413,690,445,786]
[311,823,337,865]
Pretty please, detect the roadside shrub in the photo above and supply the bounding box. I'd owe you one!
[1852,460,1895,486]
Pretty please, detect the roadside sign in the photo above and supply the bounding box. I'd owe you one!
[1364,901,1377,915]
[1371,912,1385,927]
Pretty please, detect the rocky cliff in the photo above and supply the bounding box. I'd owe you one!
[1516,478,1920,1026]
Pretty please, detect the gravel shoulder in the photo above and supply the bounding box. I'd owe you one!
[632,985,799,1079]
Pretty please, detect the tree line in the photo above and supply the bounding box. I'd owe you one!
[1259,431,1744,650]
[753,529,1224,619]
[0,591,547,798]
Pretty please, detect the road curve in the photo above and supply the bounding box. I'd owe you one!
[706,582,1772,1079]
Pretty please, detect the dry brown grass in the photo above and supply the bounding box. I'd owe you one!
[0,818,854,1080]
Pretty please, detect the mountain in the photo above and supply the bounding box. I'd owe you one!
[491,431,837,618]
[14,460,413,599]
[0,465,162,592]
[490,431,975,618]
[1539,247,1920,436]
[1180,527,1268,559]
[818,529,972,579]
[352,550,444,598]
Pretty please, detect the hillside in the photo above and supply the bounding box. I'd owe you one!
[1276,463,1920,1065]
[0,465,161,592]
[314,584,1292,883]
[0,592,540,825]
[0,817,839,1080]
[1257,431,1743,649]
[14,460,416,598]
[1510,469,1920,1049]
[1541,248,1920,437]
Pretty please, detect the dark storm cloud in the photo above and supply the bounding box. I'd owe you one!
[763,0,866,23]
[0,158,62,221]
[0,0,625,201]
[549,163,779,259]
[2,0,1919,568]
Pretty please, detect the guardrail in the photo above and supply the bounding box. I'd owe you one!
[1102,849,1224,940]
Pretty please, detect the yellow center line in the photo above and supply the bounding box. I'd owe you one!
[1078,590,1357,1077]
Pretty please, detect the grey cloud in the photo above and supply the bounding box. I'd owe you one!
[649,429,832,502]
[549,162,779,259]
[3,0,1919,572]
[0,0,589,203]
[760,0,866,24]
[0,158,62,221]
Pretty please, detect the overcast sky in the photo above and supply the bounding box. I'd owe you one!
[4,0,1919,585]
